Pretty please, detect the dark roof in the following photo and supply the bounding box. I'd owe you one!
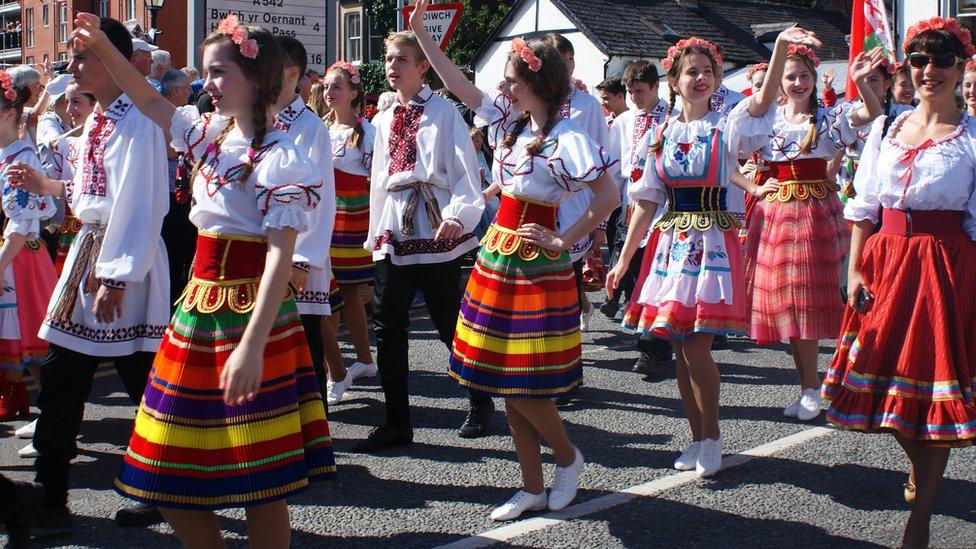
[476,0,850,66]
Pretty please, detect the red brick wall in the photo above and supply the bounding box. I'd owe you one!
[19,0,186,70]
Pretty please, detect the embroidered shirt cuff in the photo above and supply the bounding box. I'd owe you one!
[99,278,127,290]
[293,261,311,272]
[444,216,464,230]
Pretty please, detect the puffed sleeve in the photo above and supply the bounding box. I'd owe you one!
[726,100,776,158]
[255,142,323,232]
[96,115,168,283]
[293,123,336,270]
[547,122,617,192]
[3,151,55,237]
[170,106,230,162]
[844,116,886,224]
[473,88,517,151]
[628,147,667,206]
[828,102,867,149]
[440,106,485,231]
[361,121,376,173]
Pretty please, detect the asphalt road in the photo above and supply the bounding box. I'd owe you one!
[2,291,974,548]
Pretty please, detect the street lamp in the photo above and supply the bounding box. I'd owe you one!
[144,0,166,33]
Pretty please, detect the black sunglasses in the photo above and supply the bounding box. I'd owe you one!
[907,52,961,69]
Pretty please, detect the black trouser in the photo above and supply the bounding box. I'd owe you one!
[33,345,153,509]
[613,245,646,305]
[572,258,585,307]
[373,256,489,429]
[605,207,622,260]
[161,194,197,305]
[300,314,329,405]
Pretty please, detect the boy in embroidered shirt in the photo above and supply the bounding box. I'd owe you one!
[8,18,169,528]
[357,30,489,451]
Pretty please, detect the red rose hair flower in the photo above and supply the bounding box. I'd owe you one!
[215,14,259,60]
[787,44,821,68]
[511,38,542,72]
[662,37,723,72]
[903,17,976,58]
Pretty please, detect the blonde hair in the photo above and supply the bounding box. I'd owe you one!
[385,31,427,63]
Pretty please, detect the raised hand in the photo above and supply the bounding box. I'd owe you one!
[821,67,835,89]
[409,0,429,35]
[776,26,822,49]
[71,12,107,53]
[850,47,883,83]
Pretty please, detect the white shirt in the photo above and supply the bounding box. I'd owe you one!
[368,85,484,265]
[274,95,336,272]
[731,102,861,162]
[171,105,323,237]
[1,140,54,237]
[474,90,614,204]
[331,120,375,176]
[846,111,976,240]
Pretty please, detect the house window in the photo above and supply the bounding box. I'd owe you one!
[25,56,34,65]
[126,0,137,19]
[42,5,49,28]
[59,52,68,61]
[99,0,110,17]
[344,12,362,62]
[369,16,384,62]
[58,2,68,43]
[43,53,49,63]
[24,8,34,48]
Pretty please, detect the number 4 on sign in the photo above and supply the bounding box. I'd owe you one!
[402,2,463,51]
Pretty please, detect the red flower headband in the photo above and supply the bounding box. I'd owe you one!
[967,60,976,72]
[903,17,976,58]
[328,61,361,85]
[511,38,542,72]
[662,37,723,72]
[747,62,769,81]
[877,56,898,75]
[215,14,259,59]
[0,70,15,102]
[787,44,821,68]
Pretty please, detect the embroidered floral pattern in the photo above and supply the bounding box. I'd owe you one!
[43,316,166,343]
[388,104,424,175]
[372,229,476,255]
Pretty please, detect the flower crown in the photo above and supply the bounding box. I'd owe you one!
[746,62,769,81]
[662,37,723,72]
[787,44,821,68]
[215,14,259,59]
[903,17,976,58]
[511,38,542,72]
[967,59,976,72]
[878,56,898,75]
[328,61,361,85]
[0,70,15,102]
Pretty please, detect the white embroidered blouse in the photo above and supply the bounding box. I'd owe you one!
[330,120,375,176]
[845,111,976,240]
[2,140,54,238]
[171,105,322,237]
[730,102,861,162]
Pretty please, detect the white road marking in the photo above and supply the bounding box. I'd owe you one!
[436,426,836,549]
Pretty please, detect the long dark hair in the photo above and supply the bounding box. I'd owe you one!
[189,26,285,186]
[501,38,569,155]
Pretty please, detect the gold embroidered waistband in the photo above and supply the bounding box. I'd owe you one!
[481,224,563,261]
[765,179,840,202]
[654,210,741,232]
[177,276,293,314]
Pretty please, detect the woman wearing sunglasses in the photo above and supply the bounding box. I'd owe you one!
[822,17,976,549]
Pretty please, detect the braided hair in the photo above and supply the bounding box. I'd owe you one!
[190,25,284,187]
[499,38,568,156]
[648,45,719,154]
[786,54,821,155]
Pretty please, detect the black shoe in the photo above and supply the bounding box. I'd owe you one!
[0,479,44,548]
[632,352,657,376]
[458,399,494,438]
[351,425,414,453]
[114,502,164,527]
[711,334,729,350]
[599,301,619,319]
[29,506,73,529]
[554,386,579,407]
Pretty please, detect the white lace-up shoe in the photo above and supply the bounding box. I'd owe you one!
[18,442,39,458]
[548,446,584,511]
[673,441,701,471]
[797,388,823,421]
[15,418,37,438]
[696,437,724,477]
[783,394,802,418]
[350,361,377,379]
[490,490,548,521]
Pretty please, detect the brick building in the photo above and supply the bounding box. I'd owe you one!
[17,0,187,69]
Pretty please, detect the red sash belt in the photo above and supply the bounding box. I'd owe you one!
[768,158,828,181]
[495,193,558,231]
[880,209,965,236]
[192,232,267,282]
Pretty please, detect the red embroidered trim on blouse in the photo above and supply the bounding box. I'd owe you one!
[388,104,424,175]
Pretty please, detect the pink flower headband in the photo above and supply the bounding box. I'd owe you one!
[511,38,542,72]
[878,56,898,75]
[0,70,15,102]
[903,17,976,58]
[215,14,259,59]
[747,62,768,80]
[787,44,821,68]
[967,60,976,72]
[327,61,361,84]
[662,37,723,72]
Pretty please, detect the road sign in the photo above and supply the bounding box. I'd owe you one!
[205,0,327,72]
[401,2,463,51]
